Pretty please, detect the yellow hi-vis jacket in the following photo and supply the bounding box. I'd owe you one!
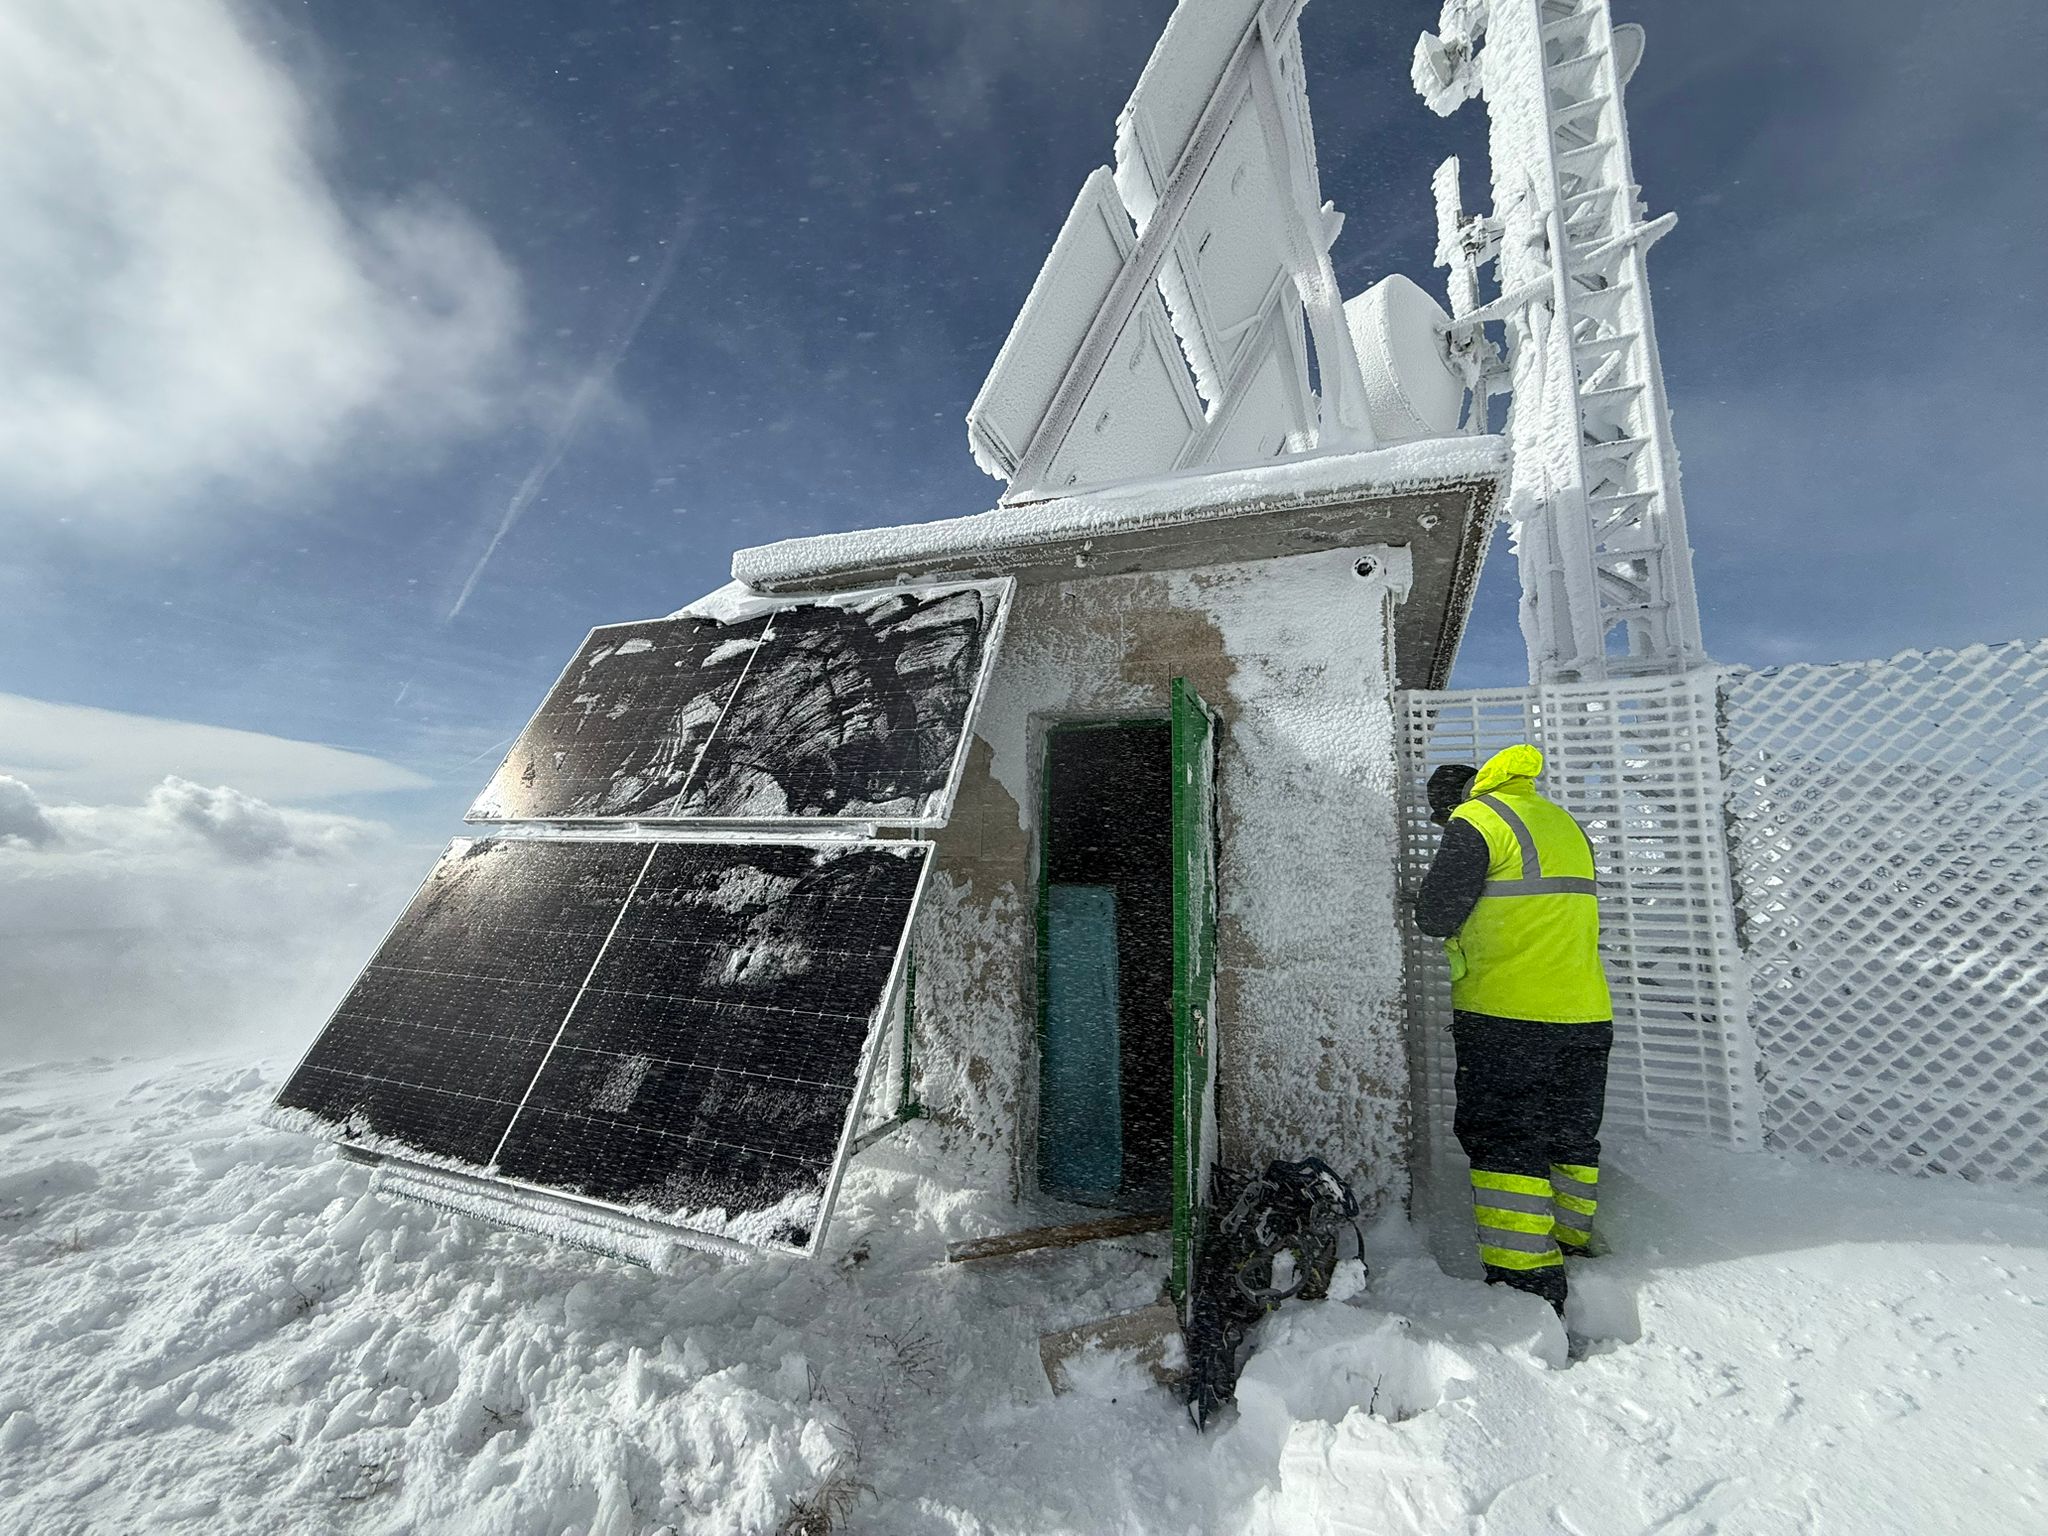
[1445,745,1613,1023]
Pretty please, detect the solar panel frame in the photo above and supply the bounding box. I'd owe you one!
[271,831,934,1260]
[465,578,1012,831]
[365,1153,753,1270]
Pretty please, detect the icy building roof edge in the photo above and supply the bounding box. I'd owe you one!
[731,435,1506,691]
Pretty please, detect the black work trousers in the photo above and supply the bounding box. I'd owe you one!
[1451,1012,1613,1303]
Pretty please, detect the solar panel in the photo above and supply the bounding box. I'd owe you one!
[469,582,1007,827]
[273,838,651,1167]
[493,839,926,1246]
[273,835,932,1254]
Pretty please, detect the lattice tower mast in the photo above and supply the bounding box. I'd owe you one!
[1416,0,1707,682]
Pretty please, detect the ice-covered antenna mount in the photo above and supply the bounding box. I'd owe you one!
[969,0,1376,504]
[1415,0,1708,683]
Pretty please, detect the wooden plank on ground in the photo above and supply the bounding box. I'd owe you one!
[945,1210,1169,1265]
[1040,1302,1184,1393]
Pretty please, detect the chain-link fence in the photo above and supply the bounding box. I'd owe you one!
[1721,640,2048,1185]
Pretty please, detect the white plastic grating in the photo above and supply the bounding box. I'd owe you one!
[1397,674,1758,1202]
[1720,640,2048,1185]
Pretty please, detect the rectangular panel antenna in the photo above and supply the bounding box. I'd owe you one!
[967,0,1378,503]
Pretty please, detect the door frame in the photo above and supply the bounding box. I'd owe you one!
[1033,715,1170,1207]
[1168,678,1220,1307]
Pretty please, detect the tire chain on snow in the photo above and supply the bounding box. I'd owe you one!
[1183,1156,1364,1430]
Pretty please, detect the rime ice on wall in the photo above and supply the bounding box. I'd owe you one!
[1175,553,1407,1199]
[905,863,1031,1190]
[909,548,1409,1215]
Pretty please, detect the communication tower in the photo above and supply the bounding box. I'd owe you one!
[1417,0,1708,681]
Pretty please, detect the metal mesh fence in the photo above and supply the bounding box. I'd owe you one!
[1720,640,2048,1185]
[1397,675,1757,1200]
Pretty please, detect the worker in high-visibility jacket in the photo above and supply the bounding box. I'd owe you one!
[1412,743,1613,1314]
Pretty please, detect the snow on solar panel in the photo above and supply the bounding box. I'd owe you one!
[469,614,769,823]
[273,835,932,1255]
[468,581,1007,827]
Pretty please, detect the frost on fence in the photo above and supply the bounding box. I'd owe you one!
[1397,676,1756,1203]
[1720,641,2048,1185]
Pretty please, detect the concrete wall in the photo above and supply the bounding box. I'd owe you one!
[909,546,1411,1215]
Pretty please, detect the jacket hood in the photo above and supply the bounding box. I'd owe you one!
[1470,743,1544,797]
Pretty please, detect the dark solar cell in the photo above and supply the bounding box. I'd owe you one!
[467,583,1001,825]
[469,614,771,822]
[275,835,928,1253]
[274,839,651,1167]
[493,840,926,1247]
[679,588,996,821]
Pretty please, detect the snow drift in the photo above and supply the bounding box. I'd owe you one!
[1,1052,2042,1534]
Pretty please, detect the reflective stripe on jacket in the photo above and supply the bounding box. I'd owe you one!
[1446,745,1612,1023]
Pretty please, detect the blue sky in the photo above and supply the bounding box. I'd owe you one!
[2,0,2043,842]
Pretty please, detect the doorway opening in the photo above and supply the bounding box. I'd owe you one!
[1037,719,1174,1212]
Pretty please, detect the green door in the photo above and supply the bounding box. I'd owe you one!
[1169,678,1219,1307]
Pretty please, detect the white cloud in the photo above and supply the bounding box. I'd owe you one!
[0,693,430,806]
[0,774,425,1063]
[0,777,60,848]
[138,776,376,862]
[30,774,382,863]
[0,0,523,529]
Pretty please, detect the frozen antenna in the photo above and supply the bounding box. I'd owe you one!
[969,0,1374,503]
[1415,0,1708,682]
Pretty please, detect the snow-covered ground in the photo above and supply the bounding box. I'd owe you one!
[2,1053,2044,1535]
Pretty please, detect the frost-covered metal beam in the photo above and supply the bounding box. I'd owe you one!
[1416,0,1708,682]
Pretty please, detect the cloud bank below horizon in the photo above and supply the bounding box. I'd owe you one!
[0,771,425,1064]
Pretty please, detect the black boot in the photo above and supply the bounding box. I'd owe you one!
[1487,1264,1567,1315]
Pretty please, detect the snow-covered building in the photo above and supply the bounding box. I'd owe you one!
[689,0,1543,1270]
[279,0,1820,1290]
[271,432,1508,1286]
[729,442,1505,1243]
[269,0,1562,1284]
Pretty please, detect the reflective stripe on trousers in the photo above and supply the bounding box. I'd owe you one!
[1551,1162,1599,1250]
[1469,1169,1562,1272]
